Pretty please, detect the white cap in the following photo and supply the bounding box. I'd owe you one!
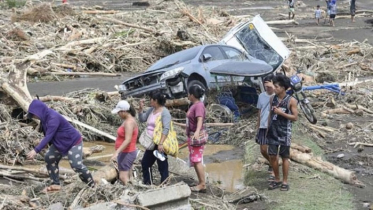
[111,100,130,114]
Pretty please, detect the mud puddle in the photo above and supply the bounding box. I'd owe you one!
[58,142,244,192]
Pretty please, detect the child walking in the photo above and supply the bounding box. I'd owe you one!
[315,5,322,25]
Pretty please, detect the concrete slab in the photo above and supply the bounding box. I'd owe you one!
[136,183,191,209]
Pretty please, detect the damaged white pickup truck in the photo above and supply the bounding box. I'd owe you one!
[118,15,290,99]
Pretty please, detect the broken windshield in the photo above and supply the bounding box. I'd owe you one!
[236,26,283,70]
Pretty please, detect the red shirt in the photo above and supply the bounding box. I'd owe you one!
[115,126,138,153]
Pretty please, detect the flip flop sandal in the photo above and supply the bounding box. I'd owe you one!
[268,181,282,190]
[188,183,198,187]
[280,184,290,191]
[190,186,207,193]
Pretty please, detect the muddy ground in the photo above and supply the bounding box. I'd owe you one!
[6,0,373,209]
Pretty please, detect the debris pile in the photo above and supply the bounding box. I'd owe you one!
[0,0,372,209]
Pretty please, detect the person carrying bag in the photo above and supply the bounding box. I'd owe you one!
[138,92,171,185]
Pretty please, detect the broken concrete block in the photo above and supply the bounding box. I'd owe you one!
[136,183,191,210]
[168,156,198,180]
[47,202,64,210]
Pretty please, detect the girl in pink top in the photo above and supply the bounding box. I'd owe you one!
[187,85,207,193]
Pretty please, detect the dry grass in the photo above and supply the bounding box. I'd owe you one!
[11,3,57,23]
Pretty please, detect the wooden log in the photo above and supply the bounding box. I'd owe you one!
[345,104,373,114]
[290,149,363,186]
[266,19,299,25]
[348,142,373,148]
[96,16,155,33]
[83,145,105,158]
[165,97,189,107]
[39,95,74,102]
[51,63,77,70]
[338,62,358,69]
[324,108,352,115]
[56,37,106,51]
[179,8,204,25]
[308,124,336,133]
[0,164,75,176]
[92,164,118,184]
[346,49,361,55]
[303,123,327,138]
[291,143,312,153]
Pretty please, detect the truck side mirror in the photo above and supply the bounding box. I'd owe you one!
[202,54,212,62]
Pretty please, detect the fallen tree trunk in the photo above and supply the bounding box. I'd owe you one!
[165,97,189,107]
[0,52,117,142]
[64,116,116,141]
[96,16,155,33]
[348,142,373,148]
[92,164,118,184]
[266,19,299,25]
[82,145,105,158]
[324,107,353,115]
[290,149,363,186]
[345,104,373,114]
[0,164,75,177]
[291,143,312,153]
[39,95,74,102]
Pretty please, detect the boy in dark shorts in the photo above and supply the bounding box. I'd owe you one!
[267,75,298,191]
[256,75,275,179]
[329,1,337,26]
[288,0,295,20]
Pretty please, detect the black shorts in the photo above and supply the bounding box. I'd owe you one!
[330,14,336,19]
[268,144,290,158]
[255,128,268,145]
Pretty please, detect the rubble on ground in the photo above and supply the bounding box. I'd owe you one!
[0,0,373,209]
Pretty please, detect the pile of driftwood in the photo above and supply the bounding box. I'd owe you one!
[1,0,371,81]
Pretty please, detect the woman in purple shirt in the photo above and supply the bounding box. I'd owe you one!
[26,100,94,192]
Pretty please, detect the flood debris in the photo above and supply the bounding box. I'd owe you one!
[0,0,373,209]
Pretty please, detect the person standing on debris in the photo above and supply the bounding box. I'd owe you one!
[26,99,94,192]
[315,5,323,25]
[288,0,295,20]
[329,1,337,27]
[267,75,298,191]
[187,85,207,193]
[111,100,139,185]
[139,92,171,185]
[350,0,356,23]
[256,75,276,181]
